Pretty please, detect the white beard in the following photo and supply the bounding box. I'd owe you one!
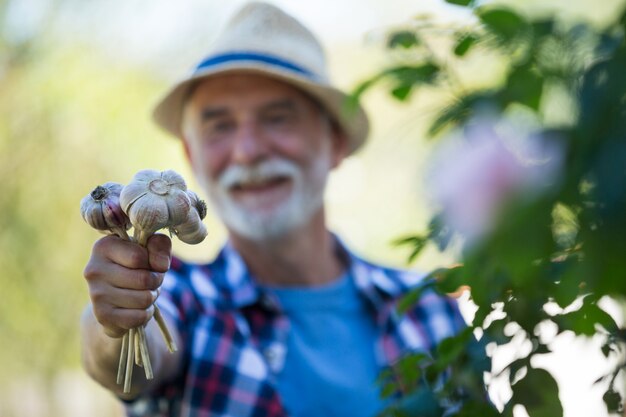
[200,155,332,241]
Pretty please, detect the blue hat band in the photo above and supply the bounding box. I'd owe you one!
[194,52,317,80]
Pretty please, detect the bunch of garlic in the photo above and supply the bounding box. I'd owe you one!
[80,169,208,393]
[80,182,131,240]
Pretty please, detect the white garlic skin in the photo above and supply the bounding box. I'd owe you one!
[80,182,131,234]
[172,209,208,244]
[169,190,208,244]
[186,190,207,220]
[120,169,191,234]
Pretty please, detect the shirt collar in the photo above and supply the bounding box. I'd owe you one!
[212,234,423,312]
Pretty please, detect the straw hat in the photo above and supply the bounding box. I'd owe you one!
[152,2,370,155]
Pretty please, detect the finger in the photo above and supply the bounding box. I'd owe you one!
[93,285,159,310]
[105,265,164,291]
[85,255,164,291]
[94,235,151,270]
[95,305,155,337]
[147,234,172,273]
[117,266,163,291]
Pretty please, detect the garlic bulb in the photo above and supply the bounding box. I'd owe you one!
[80,182,131,239]
[170,191,208,244]
[187,190,207,221]
[120,170,191,244]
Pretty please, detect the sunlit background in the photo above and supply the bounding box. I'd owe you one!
[0,0,623,416]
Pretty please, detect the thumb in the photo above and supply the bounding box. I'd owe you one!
[146,233,172,273]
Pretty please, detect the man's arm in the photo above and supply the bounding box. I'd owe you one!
[80,234,183,400]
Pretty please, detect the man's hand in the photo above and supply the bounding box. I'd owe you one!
[80,233,181,398]
[83,234,171,338]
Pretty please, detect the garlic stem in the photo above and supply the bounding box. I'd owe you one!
[154,305,178,353]
[124,328,136,394]
[137,230,151,247]
[134,331,142,367]
[112,227,131,241]
[117,333,128,385]
[138,327,154,380]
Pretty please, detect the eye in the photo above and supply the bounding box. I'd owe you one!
[262,111,294,127]
[213,120,235,133]
[202,119,235,142]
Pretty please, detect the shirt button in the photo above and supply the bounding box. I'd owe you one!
[259,293,277,311]
[263,345,285,373]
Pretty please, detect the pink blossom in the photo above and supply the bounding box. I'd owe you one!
[426,119,563,246]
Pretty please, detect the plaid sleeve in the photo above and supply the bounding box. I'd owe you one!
[155,257,203,356]
[403,287,468,350]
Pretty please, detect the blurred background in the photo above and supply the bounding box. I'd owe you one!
[0,0,623,416]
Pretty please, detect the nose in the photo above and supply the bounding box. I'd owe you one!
[230,121,270,165]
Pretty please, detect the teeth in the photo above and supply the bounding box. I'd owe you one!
[234,176,284,189]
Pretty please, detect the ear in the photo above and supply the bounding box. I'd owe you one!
[330,127,349,169]
[181,137,195,170]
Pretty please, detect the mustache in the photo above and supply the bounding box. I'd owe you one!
[218,159,300,188]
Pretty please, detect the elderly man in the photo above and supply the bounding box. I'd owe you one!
[80,2,467,417]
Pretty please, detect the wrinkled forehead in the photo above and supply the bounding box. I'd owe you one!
[182,72,329,118]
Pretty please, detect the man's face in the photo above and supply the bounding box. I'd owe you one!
[182,73,346,241]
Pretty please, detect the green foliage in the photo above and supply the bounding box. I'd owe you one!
[507,367,563,417]
[477,7,531,43]
[453,34,478,57]
[361,1,626,415]
[445,0,474,6]
[388,31,420,49]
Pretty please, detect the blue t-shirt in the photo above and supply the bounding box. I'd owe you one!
[266,273,387,417]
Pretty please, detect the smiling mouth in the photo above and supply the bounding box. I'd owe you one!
[230,176,292,194]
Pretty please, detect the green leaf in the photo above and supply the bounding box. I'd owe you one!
[380,381,398,399]
[603,389,623,414]
[431,265,466,295]
[500,65,543,110]
[386,63,440,84]
[455,402,501,417]
[397,282,434,314]
[511,367,564,417]
[554,299,618,336]
[427,213,454,251]
[532,343,552,355]
[393,234,428,263]
[428,92,493,137]
[550,257,583,309]
[508,359,529,384]
[395,387,444,417]
[391,84,413,101]
[445,0,474,6]
[347,73,384,112]
[436,328,473,367]
[601,343,614,358]
[478,7,529,42]
[388,31,419,49]
[484,317,513,344]
[454,34,478,56]
[383,63,440,102]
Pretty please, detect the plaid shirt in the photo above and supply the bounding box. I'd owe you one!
[126,238,467,417]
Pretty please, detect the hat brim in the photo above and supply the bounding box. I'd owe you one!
[152,63,369,155]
